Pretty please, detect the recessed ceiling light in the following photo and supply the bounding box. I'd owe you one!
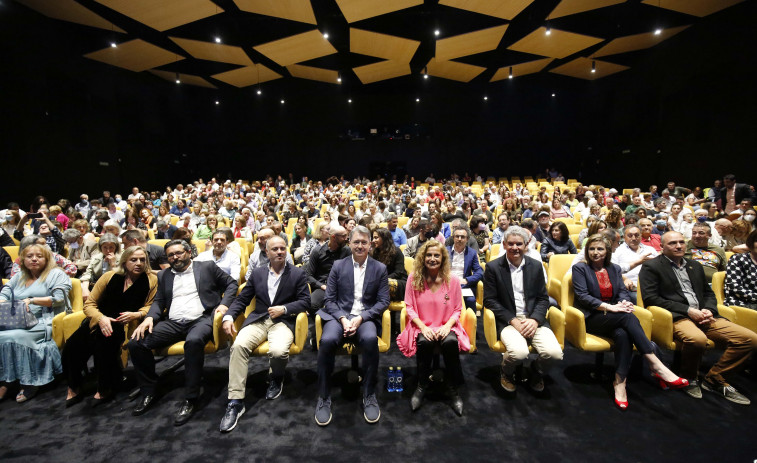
[416,98,420,102]
[337,77,342,83]
[110,42,117,48]
[423,74,428,79]
[545,25,551,36]
[434,29,440,36]
[215,100,219,105]
[280,99,285,104]
[348,99,352,103]
[215,37,221,43]
[257,89,262,95]
[654,28,662,35]
[551,93,556,97]
[483,96,488,100]
[323,32,329,39]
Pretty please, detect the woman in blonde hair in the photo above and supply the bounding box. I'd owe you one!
[396,240,470,416]
[0,243,71,402]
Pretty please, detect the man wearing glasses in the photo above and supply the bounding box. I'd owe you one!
[129,240,238,426]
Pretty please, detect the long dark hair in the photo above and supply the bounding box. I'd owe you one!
[371,228,397,266]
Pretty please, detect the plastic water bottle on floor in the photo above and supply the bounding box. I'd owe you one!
[387,367,396,392]
[395,367,404,392]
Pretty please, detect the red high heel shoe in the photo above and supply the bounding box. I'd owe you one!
[614,397,628,411]
[653,373,689,390]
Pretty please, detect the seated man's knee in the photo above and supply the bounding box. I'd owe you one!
[505,346,529,363]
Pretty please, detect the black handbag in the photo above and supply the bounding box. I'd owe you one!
[0,284,39,331]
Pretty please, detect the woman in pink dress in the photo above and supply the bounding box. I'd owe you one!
[397,239,470,416]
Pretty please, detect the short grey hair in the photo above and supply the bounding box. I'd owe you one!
[20,235,44,253]
[98,233,121,252]
[386,212,397,222]
[503,226,530,244]
[156,220,168,229]
[350,225,371,242]
[62,229,81,242]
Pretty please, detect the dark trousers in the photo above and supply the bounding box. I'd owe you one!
[62,322,125,394]
[317,317,378,398]
[309,288,326,316]
[416,332,462,387]
[585,312,653,378]
[127,316,213,399]
[463,296,476,311]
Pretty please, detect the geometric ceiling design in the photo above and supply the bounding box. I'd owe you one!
[641,0,746,17]
[12,0,749,89]
[232,0,317,24]
[435,25,508,61]
[170,37,254,66]
[549,57,630,80]
[591,25,690,58]
[490,58,554,81]
[508,27,604,59]
[84,39,183,72]
[94,0,222,32]
[14,0,126,32]
[548,0,625,19]
[210,65,282,88]
[149,70,217,88]
[335,0,423,23]
[438,0,534,20]
[253,30,338,67]
[426,57,487,83]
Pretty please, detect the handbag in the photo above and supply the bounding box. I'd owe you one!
[0,284,39,331]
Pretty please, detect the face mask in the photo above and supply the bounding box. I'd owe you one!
[68,242,79,250]
[745,215,756,223]
[478,223,487,231]
[697,216,708,223]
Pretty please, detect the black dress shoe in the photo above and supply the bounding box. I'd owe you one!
[410,385,425,411]
[448,387,463,416]
[132,395,155,416]
[174,399,196,426]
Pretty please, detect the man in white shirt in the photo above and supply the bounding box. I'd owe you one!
[611,224,658,303]
[195,230,242,282]
[245,228,294,281]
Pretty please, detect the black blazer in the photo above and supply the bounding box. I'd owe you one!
[719,183,752,206]
[483,255,550,336]
[638,255,718,321]
[147,260,238,321]
[225,263,310,332]
[385,248,408,282]
[572,262,631,317]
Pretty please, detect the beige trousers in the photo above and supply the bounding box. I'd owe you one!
[500,315,563,375]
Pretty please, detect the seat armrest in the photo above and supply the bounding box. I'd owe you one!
[646,305,675,350]
[564,306,587,350]
[482,307,498,350]
[546,306,565,349]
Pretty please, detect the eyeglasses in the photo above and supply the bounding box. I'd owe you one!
[166,250,187,259]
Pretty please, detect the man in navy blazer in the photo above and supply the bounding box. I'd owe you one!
[483,226,563,393]
[315,226,390,426]
[218,236,310,432]
[447,227,483,311]
[129,240,238,425]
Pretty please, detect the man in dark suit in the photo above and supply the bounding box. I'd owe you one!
[720,174,753,214]
[315,225,390,426]
[129,240,238,425]
[155,219,178,240]
[483,226,563,393]
[446,227,483,312]
[121,229,169,272]
[639,231,757,404]
[218,236,309,433]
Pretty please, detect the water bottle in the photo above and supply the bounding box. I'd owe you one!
[395,367,404,392]
[387,367,396,392]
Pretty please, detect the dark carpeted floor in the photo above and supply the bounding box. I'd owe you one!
[1,319,755,463]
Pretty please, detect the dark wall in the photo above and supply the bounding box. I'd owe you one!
[1,1,755,208]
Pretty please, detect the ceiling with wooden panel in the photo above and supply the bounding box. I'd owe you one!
[11,0,749,90]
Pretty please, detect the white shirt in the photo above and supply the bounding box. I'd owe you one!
[267,264,284,305]
[350,257,367,316]
[611,242,658,283]
[506,256,526,316]
[450,248,465,281]
[195,249,241,281]
[169,263,205,322]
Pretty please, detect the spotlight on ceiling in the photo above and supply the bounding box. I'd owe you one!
[215,37,221,43]
[591,60,596,73]
[257,89,262,95]
[323,32,329,39]
[348,99,352,103]
[654,28,662,35]
[509,66,513,79]
[551,93,556,97]
[483,96,488,101]
[416,98,420,102]
[280,99,285,104]
[110,42,117,48]
[434,29,440,36]
[545,25,551,36]
[215,100,219,105]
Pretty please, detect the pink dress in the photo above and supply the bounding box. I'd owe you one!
[396,274,471,357]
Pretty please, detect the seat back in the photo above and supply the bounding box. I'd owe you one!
[547,254,575,287]
[69,278,83,312]
[711,271,726,306]
[3,246,19,262]
[404,256,414,275]
[560,272,574,310]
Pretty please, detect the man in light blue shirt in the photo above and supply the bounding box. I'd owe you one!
[387,213,407,247]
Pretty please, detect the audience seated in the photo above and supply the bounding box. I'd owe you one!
[724,229,757,310]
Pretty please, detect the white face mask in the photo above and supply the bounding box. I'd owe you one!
[68,242,79,250]
[744,214,756,223]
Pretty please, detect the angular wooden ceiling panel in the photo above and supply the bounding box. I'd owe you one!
[211,65,282,87]
[435,25,508,61]
[170,37,254,66]
[350,28,420,62]
[95,0,222,32]
[490,57,554,81]
[15,0,126,32]
[549,0,625,19]
[335,0,423,23]
[591,25,690,57]
[286,64,340,84]
[352,60,411,84]
[641,0,745,17]
[149,70,217,88]
[253,30,337,66]
[233,0,317,24]
[549,57,629,80]
[84,39,182,72]
[508,27,604,59]
[439,0,534,20]
[426,58,486,82]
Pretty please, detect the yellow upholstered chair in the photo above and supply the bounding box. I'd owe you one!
[553,217,573,225]
[191,240,207,253]
[226,290,308,355]
[562,273,652,373]
[711,271,756,334]
[483,305,564,353]
[3,246,19,262]
[566,224,584,235]
[488,244,501,262]
[570,234,580,249]
[51,278,84,348]
[399,294,478,353]
[315,309,392,353]
[156,310,225,356]
[148,239,170,250]
[387,257,414,312]
[170,216,179,226]
[398,216,409,228]
[546,254,575,305]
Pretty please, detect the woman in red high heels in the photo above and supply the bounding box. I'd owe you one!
[572,234,688,410]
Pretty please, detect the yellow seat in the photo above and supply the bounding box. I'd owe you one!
[157,310,225,356]
[483,306,564,353]
[566,224,584,235]
[488,243,501,262]
[170,216,179,226]
[3,246,18,262]
[397,216,409,228]
[388,257,414,312]
[226,290,308,355]
[553,217,573,225]
[315,309,392,353]
[711,271,755,334]
[191,240,207,253]
[399,293,478,353]
[148,239,170,250]
[51,278,84,348]
[546,254,575,305]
